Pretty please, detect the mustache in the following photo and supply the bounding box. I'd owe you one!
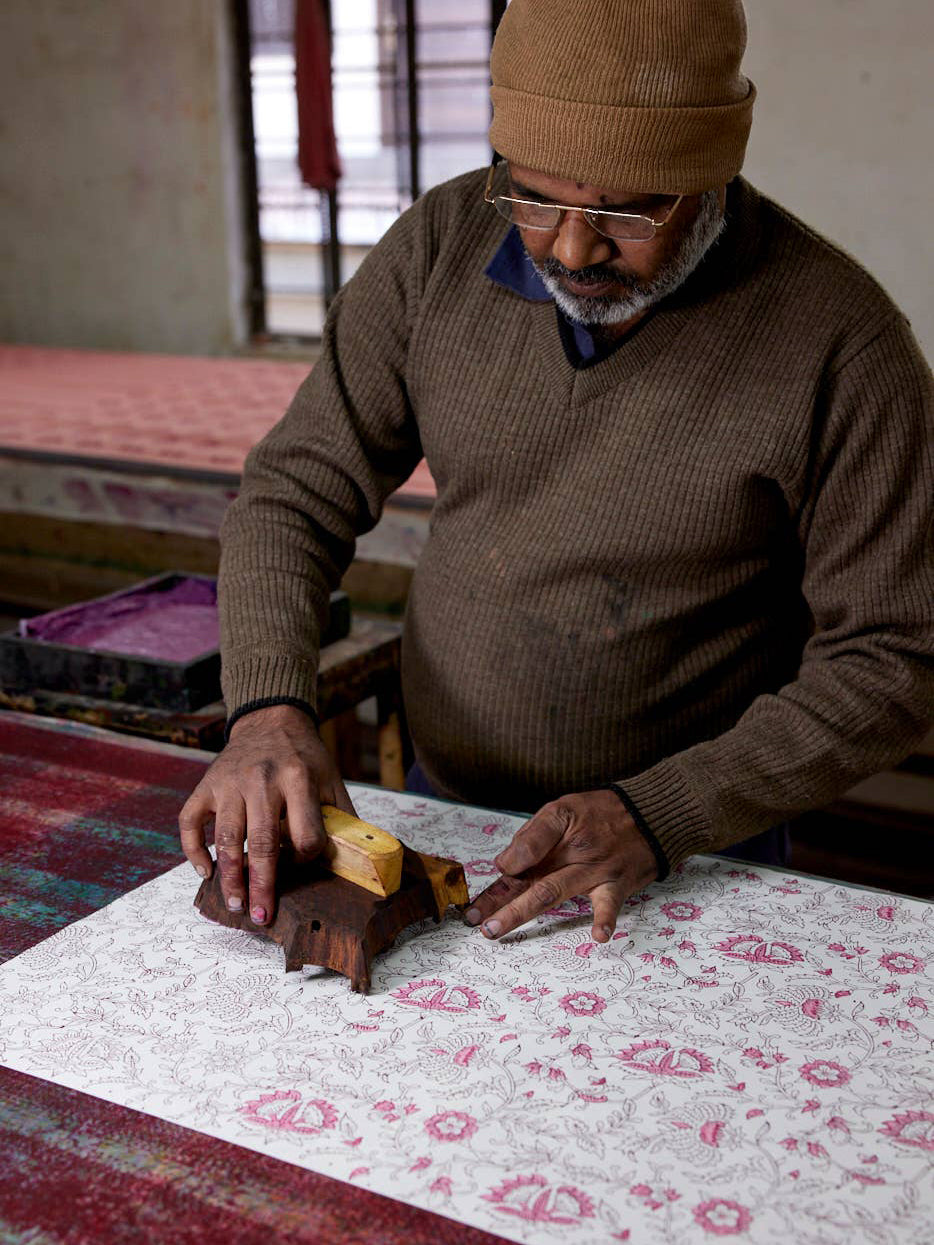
[538,258,637,288]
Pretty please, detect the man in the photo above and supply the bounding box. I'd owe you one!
[180,0,932,946]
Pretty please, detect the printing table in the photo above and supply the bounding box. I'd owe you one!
[1,713,931,1245]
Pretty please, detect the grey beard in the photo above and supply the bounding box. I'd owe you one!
[527,190,726,327]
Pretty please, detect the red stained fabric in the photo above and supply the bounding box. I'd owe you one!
[0,1067,510,1245]
[295,0,342,192]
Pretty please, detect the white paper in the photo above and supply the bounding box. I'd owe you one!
[1,785,932,1244]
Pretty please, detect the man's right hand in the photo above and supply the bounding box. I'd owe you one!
[178,704,355,927]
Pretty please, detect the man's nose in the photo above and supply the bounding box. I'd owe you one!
[551,210,613,271]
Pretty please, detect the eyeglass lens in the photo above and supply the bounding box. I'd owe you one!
[491,196,659,242]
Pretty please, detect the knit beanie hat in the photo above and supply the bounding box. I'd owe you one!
[489,0,756,194]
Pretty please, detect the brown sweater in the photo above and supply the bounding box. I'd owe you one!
[219,171,933,867]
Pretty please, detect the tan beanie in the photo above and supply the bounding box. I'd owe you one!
[489,0,756,194]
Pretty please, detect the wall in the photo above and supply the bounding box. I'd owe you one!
[0,1,249,355]
[741,0,932,360]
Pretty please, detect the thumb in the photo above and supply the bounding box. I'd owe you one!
[590,880,626,943]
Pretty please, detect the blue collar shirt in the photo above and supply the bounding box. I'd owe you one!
[484,225,628,369]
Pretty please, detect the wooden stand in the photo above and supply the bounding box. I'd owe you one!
[194,846,469,992]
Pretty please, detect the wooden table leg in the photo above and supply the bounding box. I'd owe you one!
[376,691,406,792]
[318,717,339,766]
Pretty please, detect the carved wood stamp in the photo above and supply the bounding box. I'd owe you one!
[194,842,469,993]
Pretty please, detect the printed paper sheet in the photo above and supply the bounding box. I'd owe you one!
[0,786,931,1243]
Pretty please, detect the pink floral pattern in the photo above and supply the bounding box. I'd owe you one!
[879,1111,934,1151]
[239,1090,337,1135]
[800,1060,852,1089]
[693,1198,752,1236]
[484,1175,596,1225]
[0,784,931,1245]
[559,991,606,1016]
[425,1110,477,1142]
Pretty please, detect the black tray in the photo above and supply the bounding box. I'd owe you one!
[0,573,350,713]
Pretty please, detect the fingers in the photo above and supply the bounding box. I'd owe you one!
[329,775,358,818]
[243,786,282,926]
[590,880,625,943]
[493,806,568,876]
[464,873,531,927]
[214,794,248,913]
[476,865,593,940]
[178,784,215,879]
[277,766,327,864]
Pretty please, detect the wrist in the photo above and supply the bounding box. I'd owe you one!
[226,697,319,742]
[603,782,669,882]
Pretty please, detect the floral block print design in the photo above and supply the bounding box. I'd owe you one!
[0,785,932,1245]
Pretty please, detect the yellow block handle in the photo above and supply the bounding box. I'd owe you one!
[320,805,403,897]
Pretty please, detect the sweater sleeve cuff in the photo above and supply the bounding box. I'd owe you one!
[221,650,320,724]
[224,697,320,743]
[611,758,712,871]
[604,783,670,881]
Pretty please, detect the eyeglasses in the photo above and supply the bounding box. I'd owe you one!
[483,157,683,243]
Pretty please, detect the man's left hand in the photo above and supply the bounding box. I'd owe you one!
[463,789,659,942]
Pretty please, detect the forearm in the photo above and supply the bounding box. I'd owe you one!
[219,204,428,720]
[619,642,934,866]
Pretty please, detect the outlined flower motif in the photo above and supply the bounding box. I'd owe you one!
[425,1110,478,1143]
[714,935,803,966]
[560,991,607,1017]
[238,1090,338,1135]
[660,901,703,921]
[800,1060,851,1089]
[763,986,839,1036]
[430,1176,453,1197]
[879,1111,934,1151]
[662,1102,735,1167]
[391,979,481,1012]
[464,859,499,876]
[693,1198,753,1236]
[879,951,925,975]
[617,1040,714,1078]
[484,1175,595,1224]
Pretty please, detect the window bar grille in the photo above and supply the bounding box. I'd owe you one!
[233,0,267,337]
[320,0,341,308]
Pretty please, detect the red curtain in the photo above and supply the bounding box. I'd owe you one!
[294,0,342,192]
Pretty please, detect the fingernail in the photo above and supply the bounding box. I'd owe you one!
[482,919,501,938]
[227,896,243,912]
[195,865,208,879]
[602,925,614,940]
[251,906,266,924]
[464,907,481,926]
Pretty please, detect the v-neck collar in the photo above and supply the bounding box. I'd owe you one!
[484,224,624,368]
[482,177,766,406]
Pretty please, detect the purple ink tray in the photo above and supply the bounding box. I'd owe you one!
[0,575,352,713]
[0,573,223,711]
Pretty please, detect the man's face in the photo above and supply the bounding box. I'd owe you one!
[507,163,726,330]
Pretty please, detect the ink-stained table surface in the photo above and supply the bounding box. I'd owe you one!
[1,711,932,1245]
[0,616,406,786]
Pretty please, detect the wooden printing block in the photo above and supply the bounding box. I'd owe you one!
[194,844,469,993]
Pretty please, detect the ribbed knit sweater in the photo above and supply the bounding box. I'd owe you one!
[219,171,933,867]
